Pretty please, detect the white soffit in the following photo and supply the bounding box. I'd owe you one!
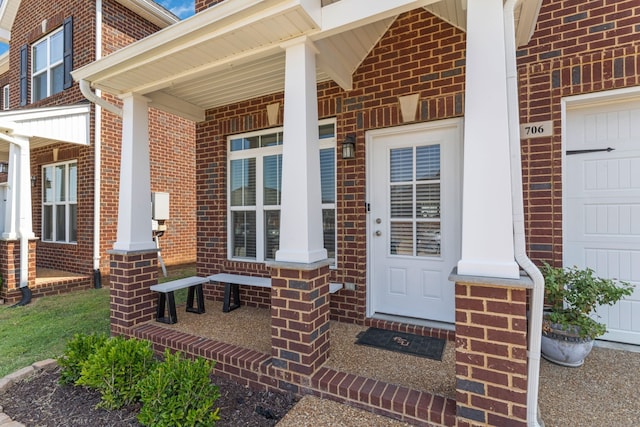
[0,0,20,42]
[0,104,91,148]
[424,0,542,47]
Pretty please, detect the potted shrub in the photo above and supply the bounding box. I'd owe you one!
[540,263,634,367]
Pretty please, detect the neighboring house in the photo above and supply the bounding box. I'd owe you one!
[0,0,197,304]
[72,0,639,426]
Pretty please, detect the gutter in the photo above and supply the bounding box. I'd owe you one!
[79,80,122,118]
[504,1,545,426]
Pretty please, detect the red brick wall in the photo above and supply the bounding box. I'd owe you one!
[516,0,640,266]
[195,0,227,13]
[196,9,466,323]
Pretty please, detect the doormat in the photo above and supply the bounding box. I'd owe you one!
[355,328,446,361]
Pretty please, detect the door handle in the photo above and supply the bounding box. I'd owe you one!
[375,230,382,236]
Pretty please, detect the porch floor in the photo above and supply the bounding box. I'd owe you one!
[35,267,86,286]
[148,302,640,426]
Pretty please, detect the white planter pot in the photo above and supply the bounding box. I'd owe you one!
[540,322,594,367]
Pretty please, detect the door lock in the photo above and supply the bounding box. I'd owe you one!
[375,218,382,224]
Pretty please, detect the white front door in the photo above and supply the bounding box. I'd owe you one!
[367,120,462,324]
[564,94,640,345]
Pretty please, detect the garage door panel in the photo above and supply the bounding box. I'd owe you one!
[565,96,640,345]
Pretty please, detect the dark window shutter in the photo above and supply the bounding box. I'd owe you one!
[63,16,73,89]
[19,44,27,106]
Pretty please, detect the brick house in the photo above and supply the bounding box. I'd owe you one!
[72,0,639,426]
[0,0,197,304]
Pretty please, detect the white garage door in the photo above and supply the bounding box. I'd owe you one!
[564,94,640,345]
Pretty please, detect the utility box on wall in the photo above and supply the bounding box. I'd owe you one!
[152,192,170,220]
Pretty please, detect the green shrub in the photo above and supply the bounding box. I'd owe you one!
[137,349,220,427]
[76,336,156,409]
[57,333,108,385]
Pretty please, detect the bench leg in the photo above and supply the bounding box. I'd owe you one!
[223,283,241,313]
[186,284,205,314]
[156,292,178,324]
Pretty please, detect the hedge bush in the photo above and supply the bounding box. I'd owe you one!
[137,349,220,427]
[76,336,156,409]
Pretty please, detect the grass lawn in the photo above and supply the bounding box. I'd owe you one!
[0,264,195,378]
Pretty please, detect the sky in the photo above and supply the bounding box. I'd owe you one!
[0,1,194,55]
[155,0,195,20]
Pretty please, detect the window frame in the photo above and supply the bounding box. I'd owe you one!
[31,27,64,103]
[226,118,337,265]
[41,160,77,244]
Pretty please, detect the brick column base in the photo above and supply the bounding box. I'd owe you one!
[451,272,532,427]
[0,239,36,303]
[109,249,158,337]
[269,261,331,390]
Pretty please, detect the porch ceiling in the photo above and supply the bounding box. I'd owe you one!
[72,0,542,122]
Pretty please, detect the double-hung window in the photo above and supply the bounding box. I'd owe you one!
[228,120,336,264]
[32,28,64,102]
[42,161,77,243]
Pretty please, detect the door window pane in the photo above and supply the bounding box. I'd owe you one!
[416,183,440,218]
[390,222,413,255]
[416,145,440,180]
[390,148,413,182]
[417,222,441,256]
[391,185,413,218]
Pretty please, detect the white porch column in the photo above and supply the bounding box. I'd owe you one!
[15,135,35,242]
[113,93,155,252]
[275,37,327,264]
[457,0,519,279]
[2,143,19,239]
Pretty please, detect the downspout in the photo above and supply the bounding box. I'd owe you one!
[93,0,104,288]
[504,1,545,427]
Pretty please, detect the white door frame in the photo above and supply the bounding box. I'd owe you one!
[365,118,463,323]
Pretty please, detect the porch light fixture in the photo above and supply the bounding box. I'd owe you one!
[31,175,37,187]
[0,162,7,174]
[342,133,356,160]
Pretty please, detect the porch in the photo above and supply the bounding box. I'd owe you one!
[134,300,640,427]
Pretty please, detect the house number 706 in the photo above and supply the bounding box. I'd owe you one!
[520,120,553,138]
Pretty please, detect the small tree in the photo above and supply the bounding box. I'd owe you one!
[542,263,634,339]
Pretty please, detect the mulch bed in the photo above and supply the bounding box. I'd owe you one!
[0,367,298,426]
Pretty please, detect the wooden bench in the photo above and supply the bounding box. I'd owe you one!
[150,276,208,324]
[208,273,343,313]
